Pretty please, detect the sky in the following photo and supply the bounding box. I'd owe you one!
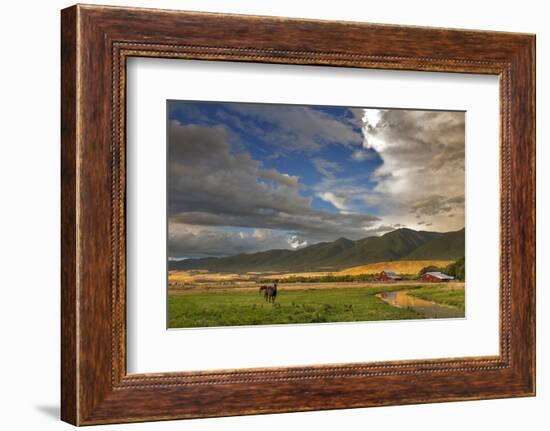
[167,101,465,259]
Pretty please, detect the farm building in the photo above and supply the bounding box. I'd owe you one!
[378,270,402,281]
[421,271,455,282]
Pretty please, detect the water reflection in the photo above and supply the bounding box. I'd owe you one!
[376,290,464,319]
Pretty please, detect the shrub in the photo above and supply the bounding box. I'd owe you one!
[444,257,465,281]
[417,257,465,281]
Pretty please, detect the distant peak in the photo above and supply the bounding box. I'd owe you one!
[383,227,417,236]
[335,237,352,243]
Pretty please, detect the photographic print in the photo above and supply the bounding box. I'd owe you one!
[167,101,465,329]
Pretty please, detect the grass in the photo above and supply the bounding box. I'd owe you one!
[407,285,465,311]
[168,285,424,328]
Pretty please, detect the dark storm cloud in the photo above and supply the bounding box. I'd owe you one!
[168,225,296,258]
[226,103,362,152]
[171,210,379,239]
[171,102,362,154]
[366,110,465,172]
[168,120,379,256]
[358,109,465,230]
[409,194,465,217]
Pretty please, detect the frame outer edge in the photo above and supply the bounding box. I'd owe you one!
[531,34,536,396]
[521,34,536,395]
[61,5,79,426]
[503,34,536,396]
[61,4,536,425]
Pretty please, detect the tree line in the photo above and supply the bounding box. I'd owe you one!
[256,257,465,284]
[418,257,465,281]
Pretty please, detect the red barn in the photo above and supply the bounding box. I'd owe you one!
[421,271,454,282]
[378,270,402,281]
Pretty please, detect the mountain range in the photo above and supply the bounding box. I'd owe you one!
[169,227,465,273]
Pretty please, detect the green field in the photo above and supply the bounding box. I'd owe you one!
[168,284,465,328]
[408,285,465,311]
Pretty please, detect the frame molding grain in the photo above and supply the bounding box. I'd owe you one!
[61,4,535,425]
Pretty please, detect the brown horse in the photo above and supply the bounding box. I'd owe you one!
[259,283,278,303]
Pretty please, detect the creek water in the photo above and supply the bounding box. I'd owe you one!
[376,290,464,319]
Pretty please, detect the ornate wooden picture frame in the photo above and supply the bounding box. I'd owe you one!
[61,4,535,425]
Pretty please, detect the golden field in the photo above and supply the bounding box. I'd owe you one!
[261,259,452,279]
[336,260,452,276]
[168,259,452,286]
